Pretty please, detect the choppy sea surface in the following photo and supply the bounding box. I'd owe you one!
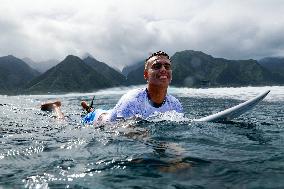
[0,86,283,189]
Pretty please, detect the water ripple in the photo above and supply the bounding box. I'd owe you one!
[0,86,284,188]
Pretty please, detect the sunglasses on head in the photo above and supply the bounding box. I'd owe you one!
[151,62,172,70]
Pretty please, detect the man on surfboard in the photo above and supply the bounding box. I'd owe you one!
[40,51,269,123]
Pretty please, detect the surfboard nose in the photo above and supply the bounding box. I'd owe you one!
[193,90,271,123]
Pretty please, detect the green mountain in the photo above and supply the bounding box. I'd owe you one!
[83,56,126,85]
[171,50,284,87]
[258,57,284,76]
[23,55,114,94]
[0,55,40,94]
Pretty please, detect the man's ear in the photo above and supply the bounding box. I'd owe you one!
[144,70,148,80]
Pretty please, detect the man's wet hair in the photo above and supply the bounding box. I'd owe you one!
[144,51,170,70]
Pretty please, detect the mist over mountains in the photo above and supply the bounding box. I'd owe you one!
[1,50,284,95]
[22,57,59,73]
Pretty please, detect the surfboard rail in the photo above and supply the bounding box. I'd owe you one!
[193,90,270,122]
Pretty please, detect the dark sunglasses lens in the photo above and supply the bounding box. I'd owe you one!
[164,64,171,70]
[152,63,162,70]
[152,63,171,70]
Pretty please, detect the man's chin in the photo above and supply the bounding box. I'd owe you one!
[150,81,170,87]
[159,78,171,84]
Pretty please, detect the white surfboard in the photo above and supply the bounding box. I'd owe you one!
[193,90,270,122]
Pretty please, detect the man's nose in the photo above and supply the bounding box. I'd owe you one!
[160,65,167,71]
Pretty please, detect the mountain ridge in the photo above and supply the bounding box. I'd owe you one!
[0,55,40,94]
[23,55,114,94]
[83,56,126,86]
[1,50,284,95]
[258,57,284,76]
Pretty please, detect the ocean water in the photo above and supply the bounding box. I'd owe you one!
[0,86,283,189]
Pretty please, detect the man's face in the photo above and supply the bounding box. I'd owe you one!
[144,55,172,87]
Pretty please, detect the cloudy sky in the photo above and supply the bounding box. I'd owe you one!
[0,0,284,69]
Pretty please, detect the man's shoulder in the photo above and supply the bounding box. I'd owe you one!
[118,88,146,104]
[166,94,183,112]
[123,88,146,99]
[167,94,181,103]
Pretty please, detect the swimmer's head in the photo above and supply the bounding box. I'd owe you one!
[144,51,170,70]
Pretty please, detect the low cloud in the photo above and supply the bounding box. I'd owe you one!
[0,0,284,69]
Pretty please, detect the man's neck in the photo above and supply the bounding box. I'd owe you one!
[146,85,167,104]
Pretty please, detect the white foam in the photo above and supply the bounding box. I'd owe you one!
[146,111,190,123]
[169,86,284,102]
